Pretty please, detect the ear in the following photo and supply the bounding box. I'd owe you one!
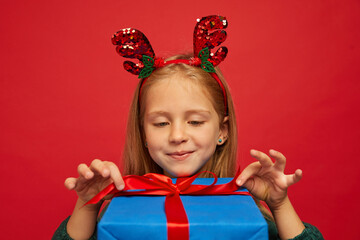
[217,116,229,145]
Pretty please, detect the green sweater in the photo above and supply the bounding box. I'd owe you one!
[52,215,324,240]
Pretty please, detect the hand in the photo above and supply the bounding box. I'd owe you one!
[64,159,125,204]
[236,149,302,210]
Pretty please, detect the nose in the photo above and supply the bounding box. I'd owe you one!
[169,122,188,144]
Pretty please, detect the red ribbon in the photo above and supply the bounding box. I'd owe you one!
[86,171,251,240]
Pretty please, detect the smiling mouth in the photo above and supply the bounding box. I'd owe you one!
[167,151,194,161]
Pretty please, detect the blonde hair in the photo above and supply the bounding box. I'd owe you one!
[122,54,237,178]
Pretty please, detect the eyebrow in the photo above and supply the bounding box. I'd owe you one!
[185,110,211,116]
[146,110,211,117]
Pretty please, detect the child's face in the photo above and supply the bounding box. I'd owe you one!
[143,74,227,177]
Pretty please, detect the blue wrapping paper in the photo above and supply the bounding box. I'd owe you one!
[98,178,268,240]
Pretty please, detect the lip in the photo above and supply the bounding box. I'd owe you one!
[167,151,194,161]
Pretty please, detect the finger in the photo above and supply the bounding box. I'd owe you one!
[78,163,94,179]
[269,149,286,172]
[236,162,261,186]
[286,169,303,186]
[64,177,77,190]
[250,149,273,168]
[105,162,125,190]
[241,177,256,193]
[89,159,110,178]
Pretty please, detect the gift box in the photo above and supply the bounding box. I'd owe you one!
[97,178,268,240]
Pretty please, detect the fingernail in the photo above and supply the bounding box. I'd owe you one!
[85,172,92,178]
[117,184,125,191]
[236,179,242,186]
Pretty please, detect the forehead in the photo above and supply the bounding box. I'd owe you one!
[144,75,216,114]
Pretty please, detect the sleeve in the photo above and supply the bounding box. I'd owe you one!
[51,216,97,240]
[52,202,109,240]
[265,218,324,240]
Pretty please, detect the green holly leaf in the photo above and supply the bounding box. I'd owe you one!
[138,55,155,78]
[142,55,155,67]
[201,61,215,73]
[138,66,154,78]
[198,47,210,61]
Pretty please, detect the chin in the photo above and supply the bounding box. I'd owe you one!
[167,169,197,178]
[175,173,192,178]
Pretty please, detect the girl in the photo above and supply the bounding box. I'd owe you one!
[53,15,323,240]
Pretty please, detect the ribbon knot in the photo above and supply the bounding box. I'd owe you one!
[171,184,181,194]
[86,170,250,240]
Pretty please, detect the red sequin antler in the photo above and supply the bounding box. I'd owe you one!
[112,28,155,76]
[193,15,228,67]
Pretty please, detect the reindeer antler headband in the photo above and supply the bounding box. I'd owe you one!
[112,15,229,115]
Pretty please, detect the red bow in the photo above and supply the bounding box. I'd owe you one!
[86,171,251,240]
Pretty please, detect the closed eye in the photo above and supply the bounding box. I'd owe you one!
[154,122,169,127]
[188,121,205,126]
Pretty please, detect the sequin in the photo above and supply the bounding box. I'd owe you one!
[112,15,228,76]
[112,28,155,75]
[193,15,228,67]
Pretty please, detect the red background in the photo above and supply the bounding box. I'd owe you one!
[1,0,359,239]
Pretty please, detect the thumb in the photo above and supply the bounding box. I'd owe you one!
[236,162,260,187]
[286,169,303,187]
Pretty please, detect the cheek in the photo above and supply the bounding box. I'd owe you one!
[144,128,164,150]
[143,123,154,142]
[198,125,220,143]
